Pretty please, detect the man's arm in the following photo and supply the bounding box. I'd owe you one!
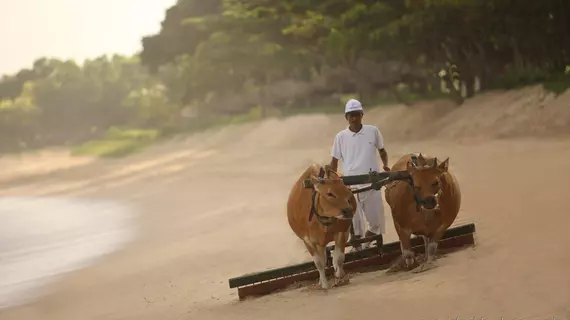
[330,157,339,172]
[374,127,390,171]
[378,148,389,170]
[330,134,342,172]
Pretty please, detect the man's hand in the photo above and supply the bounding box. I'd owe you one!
[378,148,389,172]
[330,157,339,172]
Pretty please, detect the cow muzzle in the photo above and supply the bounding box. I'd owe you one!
[421,196,438,210]
[336,207,354,220]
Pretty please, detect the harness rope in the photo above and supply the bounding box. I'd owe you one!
[308,167,335,227]
[307,160,440,226]
[407,154,443,213]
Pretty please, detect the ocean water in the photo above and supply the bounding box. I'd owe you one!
[0,197,137,309]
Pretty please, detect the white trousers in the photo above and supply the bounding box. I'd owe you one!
[352,189,385,236]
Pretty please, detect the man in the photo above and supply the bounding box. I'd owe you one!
[330,99,390,251]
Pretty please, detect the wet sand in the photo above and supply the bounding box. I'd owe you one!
[0,198,135,309]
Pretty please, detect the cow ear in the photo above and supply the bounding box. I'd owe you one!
[438,158,449,172]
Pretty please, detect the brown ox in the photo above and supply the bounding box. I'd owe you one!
[384,153,461,272]
[287,164,356,289]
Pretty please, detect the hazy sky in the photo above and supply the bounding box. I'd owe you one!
[0,0,177,75]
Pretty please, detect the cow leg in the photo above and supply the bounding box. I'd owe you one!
[412,228,444,273]
[388,223,415,272]
[332,232,346,278]
[420,235,429,262]
[303,238,330,290]
[303,239,328,290]
[427,225,447,262]
[332,232,350,286]
[398,227,415,270]
[312,244,330,289]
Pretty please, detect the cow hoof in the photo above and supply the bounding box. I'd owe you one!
[320,280,331,290]
[308,280,330,291]
[415,255,427,264]
[334,275,350,287]
[386,258,406,273]
[404,258,416,270]
[412,261,437,273]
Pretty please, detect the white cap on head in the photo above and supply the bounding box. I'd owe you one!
[345,99,363,114]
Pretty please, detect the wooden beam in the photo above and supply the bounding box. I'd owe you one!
[236,232,475,300]
[228,223,475,289]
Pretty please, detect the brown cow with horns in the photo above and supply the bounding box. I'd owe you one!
[287,164,356,289]
[384,153,462,273]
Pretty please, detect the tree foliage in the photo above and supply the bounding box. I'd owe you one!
[2,0,570,153]
[0,56,178,152]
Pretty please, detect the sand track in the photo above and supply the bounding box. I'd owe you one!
[1,85,570,320]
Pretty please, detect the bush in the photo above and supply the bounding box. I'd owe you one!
[72,127,160,158]
[491,66,570,95]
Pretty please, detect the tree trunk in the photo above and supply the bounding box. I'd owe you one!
[443,73,464,106]
[462,68,476,98]
[356,77,374,105]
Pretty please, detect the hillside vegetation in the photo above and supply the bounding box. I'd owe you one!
[1,1,570,155]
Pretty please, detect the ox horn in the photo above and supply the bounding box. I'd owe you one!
[323,164,336,178]
[310,175,325,186]
[416,153,430,167]
[438,157,450,172]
